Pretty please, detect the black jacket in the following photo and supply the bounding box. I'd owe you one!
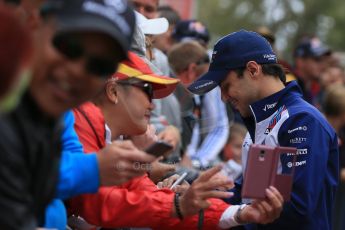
[0,92,62,229]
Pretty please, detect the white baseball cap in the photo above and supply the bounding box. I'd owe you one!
[135,11,169,35]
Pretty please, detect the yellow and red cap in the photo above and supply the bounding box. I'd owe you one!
[113,52,179,99]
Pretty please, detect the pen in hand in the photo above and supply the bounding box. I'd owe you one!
[170,172,188,189]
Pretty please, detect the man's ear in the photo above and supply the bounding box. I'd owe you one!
[246,61,261,78]
[105,82,119,104]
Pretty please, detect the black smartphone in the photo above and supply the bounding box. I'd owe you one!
[144,141,173,157]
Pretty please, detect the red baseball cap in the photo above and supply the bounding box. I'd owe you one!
[113,52,179,99]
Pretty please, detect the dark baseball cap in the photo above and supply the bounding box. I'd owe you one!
[40,0,136,59]
[188,29,277,95]
[172,19,210,45]
[294,37,331,58]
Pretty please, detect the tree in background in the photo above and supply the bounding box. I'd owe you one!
[197,0,345,61]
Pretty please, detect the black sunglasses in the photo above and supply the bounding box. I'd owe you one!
[52,33,117,77]
[117,80,154,102]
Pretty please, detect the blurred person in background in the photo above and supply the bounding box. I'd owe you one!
[154,5,181,54]
[130,0,174,76]
[221,123,247,181]
[171,19,220,158]
[293,36,332,105]
[320,65,345,88]
[321,84,345,230]
[314,64,345,109]
[172,19,210,49]
[130,0,158,19]
[168,41,229,169]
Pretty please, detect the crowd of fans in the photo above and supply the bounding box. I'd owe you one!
[0,0,344,229]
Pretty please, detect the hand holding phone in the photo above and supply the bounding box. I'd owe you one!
[242,144,297,200]
[144,140,173,157]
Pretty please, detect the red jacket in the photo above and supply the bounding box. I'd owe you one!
[68,102,230,229]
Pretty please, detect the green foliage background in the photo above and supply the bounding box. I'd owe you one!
[197,0,345,62]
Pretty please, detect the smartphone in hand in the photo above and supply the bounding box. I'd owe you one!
[242,144,297,200]
[145,140,173,157]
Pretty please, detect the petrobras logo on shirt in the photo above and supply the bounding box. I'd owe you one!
[289,137,307,144]
[288,126,308,134]
[263,102,277,112]
[287,160,307,168]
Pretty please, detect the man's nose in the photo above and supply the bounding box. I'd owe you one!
[149,101,155,110]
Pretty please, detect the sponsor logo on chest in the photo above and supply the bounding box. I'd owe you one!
[289,137,307,144]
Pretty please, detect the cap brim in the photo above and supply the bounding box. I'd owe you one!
[140,17,169,35]
[187,70,229,95]
[56,14,129,59]
[136,74,179,99]
[117,63,179,99]
[138,55,178,99]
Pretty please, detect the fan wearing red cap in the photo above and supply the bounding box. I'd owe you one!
[100,51,179,133]
[112,51,179,100]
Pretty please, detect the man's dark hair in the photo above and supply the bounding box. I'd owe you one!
[262,64,286,83]
[234,63,286,83]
